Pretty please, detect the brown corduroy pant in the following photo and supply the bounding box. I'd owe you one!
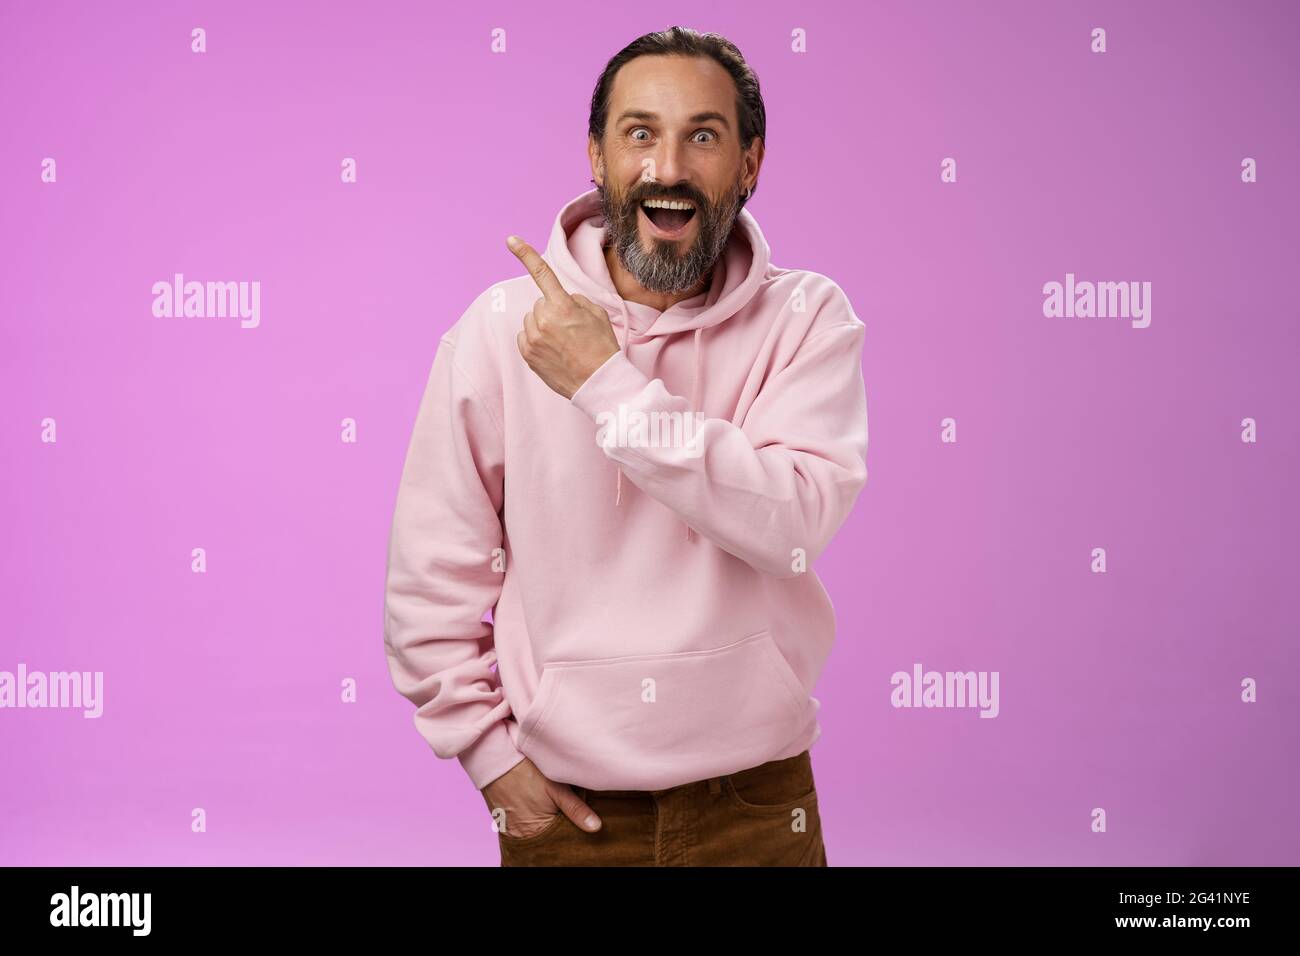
[497,749,827,867]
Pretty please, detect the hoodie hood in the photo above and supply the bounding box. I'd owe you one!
[544,189,773,536]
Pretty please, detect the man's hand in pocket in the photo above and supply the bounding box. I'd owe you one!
[482,757,602,838]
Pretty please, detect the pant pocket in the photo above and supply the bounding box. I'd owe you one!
[722,750,819,815]
[516,630,809,791]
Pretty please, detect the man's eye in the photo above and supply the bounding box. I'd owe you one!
[693,130,716,143]
[630,128,651,142]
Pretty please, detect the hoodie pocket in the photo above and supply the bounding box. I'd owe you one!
[515,630,810,792]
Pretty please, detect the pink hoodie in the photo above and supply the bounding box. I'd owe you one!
[384,188,868,792]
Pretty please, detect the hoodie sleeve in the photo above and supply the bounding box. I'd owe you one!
[383,332,527,790]
[568,311,868,579]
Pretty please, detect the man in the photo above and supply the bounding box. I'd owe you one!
[383,26,868,866]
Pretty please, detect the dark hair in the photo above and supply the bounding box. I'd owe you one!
[588,25,766,158]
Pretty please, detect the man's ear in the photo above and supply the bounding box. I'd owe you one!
[743,136,765,194]
[588,136,605,188]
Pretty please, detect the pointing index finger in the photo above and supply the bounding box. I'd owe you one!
[507,235,568,303]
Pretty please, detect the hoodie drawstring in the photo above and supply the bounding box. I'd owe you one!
[684,327,704,541]
[610,302,704,542]
[613,305,631,507]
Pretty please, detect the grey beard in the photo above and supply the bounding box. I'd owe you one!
[599,184,742,295]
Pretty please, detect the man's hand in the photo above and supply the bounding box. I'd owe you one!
[482,756,602,838]
[508,235,619,400]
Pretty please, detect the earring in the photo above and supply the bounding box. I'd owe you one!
[741,187,751,201]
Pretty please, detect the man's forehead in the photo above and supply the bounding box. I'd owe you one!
[608,55,737,121]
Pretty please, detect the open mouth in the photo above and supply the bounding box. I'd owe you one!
[640,197,698,238]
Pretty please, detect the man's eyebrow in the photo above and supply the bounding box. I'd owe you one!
[615,109,732,130]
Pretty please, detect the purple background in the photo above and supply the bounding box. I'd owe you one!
[2,0,1297,866]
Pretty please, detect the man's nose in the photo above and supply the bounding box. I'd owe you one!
[652,139,686,186]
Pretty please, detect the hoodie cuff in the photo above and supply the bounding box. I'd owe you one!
[457,718,528,791]
[570,349,652,420]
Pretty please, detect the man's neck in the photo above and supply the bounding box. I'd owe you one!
[603,242,711,312]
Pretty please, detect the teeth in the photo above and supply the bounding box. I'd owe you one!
[642,198,695,211]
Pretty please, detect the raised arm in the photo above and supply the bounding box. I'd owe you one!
[569,315,868,578]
